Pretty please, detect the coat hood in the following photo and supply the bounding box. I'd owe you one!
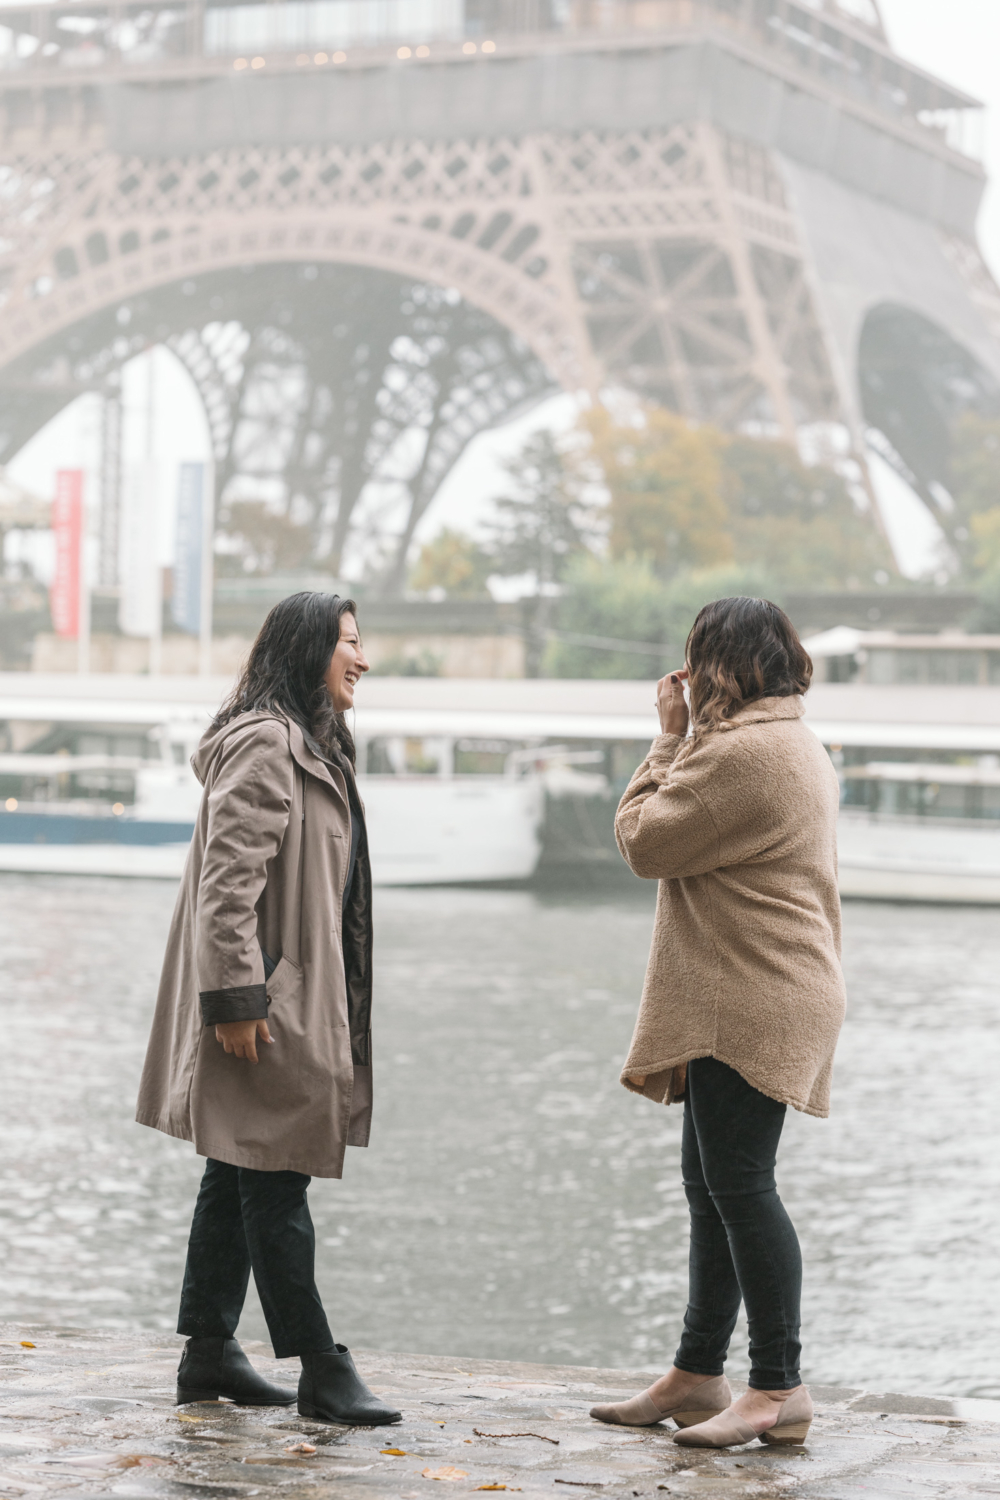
[191,710,286,786]
[191,708,340,792]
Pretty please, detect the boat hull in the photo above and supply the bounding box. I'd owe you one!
[836,813,1000,904]
[0,778,545,885]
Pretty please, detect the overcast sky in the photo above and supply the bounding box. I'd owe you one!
[879,0,1000,276]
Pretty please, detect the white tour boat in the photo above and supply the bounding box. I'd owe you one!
[0,673,998,900]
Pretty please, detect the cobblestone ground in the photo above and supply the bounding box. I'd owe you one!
[0,1328,997,1500]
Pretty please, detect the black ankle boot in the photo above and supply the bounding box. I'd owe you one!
[298,1346,402,1425]
[177,1337,297,1406]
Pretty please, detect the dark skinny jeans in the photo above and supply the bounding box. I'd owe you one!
[177,1158,335,1359]
[674,1057,802,1390]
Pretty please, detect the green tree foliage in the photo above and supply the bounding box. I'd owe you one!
[723,435,892,589]
[950,414,1000,580]
[547,555,769,679]
[410,528,492,598]
[483,430,593,675]
[484,431,591,587]
[586,406,892,588]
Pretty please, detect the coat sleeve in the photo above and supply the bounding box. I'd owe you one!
[195,720,295,1025]
[615,733,722,880]
[616,728,778,880]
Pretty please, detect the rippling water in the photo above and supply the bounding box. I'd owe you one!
[0,874,997,1399]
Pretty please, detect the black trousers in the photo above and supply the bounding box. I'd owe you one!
[674,1057,802,1391]
[177,1158,335,1360]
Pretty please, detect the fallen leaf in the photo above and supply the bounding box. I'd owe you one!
[284,1443,316,1454]
[423,1466,469,1481]
[477,1486,507,1491]
[19,1342,35,1349]
[382,1447,408,1456]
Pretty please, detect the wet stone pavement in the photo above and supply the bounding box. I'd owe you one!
[0,1329,997,1500]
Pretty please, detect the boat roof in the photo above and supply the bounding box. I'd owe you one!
[1,675,999,752]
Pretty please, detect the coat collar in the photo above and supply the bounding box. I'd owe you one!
[284,716,343,791]
[712,695,805,732]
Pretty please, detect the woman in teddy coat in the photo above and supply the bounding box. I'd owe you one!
[591,596,845,1450]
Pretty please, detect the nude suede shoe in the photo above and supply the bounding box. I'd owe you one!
[590,1374,732,1428]
[672,1385,813,1447]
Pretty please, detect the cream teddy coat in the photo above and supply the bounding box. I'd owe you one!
[614,695,845,1118]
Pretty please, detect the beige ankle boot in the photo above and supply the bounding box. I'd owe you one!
[590,1374,731,1428]
[672,1385,813,1448]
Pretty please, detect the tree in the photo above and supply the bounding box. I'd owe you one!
[587,407,732,574]
[547,555,769,679]
[722,435,892,588]
[950,414,1000,579]
[484,431,592,675]
[410,528,492,598]
[216,500,313,576]
[582,405,892,589]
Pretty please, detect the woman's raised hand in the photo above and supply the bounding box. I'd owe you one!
[215,1018,273,1063]
[657,668,690,738]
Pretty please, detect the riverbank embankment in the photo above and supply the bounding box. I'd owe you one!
[0,1328,997,1499]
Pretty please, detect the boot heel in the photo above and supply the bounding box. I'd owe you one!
[672,1410,724,1429]
[176,1388,224,1405]
[297,1401,320,1420]
[761,1420,811,1445]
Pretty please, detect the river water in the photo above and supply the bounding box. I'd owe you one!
[1,874,997,1400]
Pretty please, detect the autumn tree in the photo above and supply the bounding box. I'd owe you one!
[410,528,492,598]
[585,406,891,588]
[586,407,733,574]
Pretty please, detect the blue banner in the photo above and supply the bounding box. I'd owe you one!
[172,462,204,635]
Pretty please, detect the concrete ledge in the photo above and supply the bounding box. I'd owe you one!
[1,1327,998,1499]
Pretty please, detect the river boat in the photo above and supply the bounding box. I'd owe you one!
[0,674,998,900]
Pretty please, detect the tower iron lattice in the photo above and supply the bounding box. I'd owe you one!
[0,0,998,583]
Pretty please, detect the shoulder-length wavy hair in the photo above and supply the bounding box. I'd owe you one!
[686,596,812,730]
[214,591,359,765]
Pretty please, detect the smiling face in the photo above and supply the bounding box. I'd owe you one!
[323,613,370,712]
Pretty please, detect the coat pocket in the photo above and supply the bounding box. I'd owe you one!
[265,954,303,1008]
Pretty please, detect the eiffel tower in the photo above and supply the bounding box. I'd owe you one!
[1,0,998,590]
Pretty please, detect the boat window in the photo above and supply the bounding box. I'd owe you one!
[454,739,513,775]
[989,652,1000,685]
[867,649,980,685]
[364,736,449,775]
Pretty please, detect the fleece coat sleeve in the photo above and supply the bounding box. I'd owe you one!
[615,728,778,880]
[195,719,295,1025]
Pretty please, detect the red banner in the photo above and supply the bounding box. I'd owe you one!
[51,469,83,639]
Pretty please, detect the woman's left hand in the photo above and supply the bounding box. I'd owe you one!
[657,669,689,737]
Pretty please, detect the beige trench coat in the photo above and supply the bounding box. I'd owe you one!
[614,696,846,1118]
[136,710,373,1178]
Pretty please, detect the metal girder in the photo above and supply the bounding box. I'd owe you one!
[0,118,848,584]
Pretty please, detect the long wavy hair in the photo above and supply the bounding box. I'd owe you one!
[686,596,812,730]
[214,591,359,765]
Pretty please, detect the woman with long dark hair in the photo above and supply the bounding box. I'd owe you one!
[137,592,401,1426]
[590,597,845,1449]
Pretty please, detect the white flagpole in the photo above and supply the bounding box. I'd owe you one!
[198,461,215,676]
